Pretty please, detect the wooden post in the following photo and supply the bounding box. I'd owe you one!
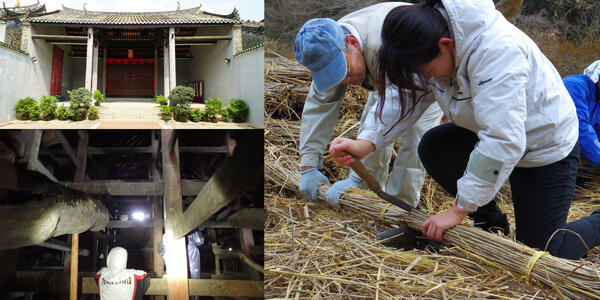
[103,48,107,95]
[85,28,94,91]
[91,232,99,273]
[70,233,79,300]
[74,131,88,182]
[154,47,158,97]
[168,27,176,89]
[161,130,189,300]
[240,228,260,280]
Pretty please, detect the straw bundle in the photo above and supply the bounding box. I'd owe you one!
[265,145,600,299]
[264,53,370,121]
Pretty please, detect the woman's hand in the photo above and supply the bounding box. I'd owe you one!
[422,205,470,242]
[328,138,375,166]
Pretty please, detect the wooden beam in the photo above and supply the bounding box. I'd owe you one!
[106,220,153,228]
[174,36,231,42]
[70,233,78,300]
[37,239,89,256]
[8,276,263,297]
[153,197,164,278]
[74,131,88,182]
[227,208,264,230]
[46,146,228,155]
[32,34,88,42]
[173,132,263,239]
[54,130,81,170]
[161,130,189,299]
[62,180,206,196]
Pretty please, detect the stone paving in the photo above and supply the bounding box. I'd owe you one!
[0,101,260,129]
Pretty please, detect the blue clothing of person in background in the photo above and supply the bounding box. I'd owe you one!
[563,60,600,168]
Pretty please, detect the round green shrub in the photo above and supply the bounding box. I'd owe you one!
[88,106,100,120]
[168,86,194,122]
[160,105,173,121]
[190,108,207,122]
[155,95,168,105]
[93,90,104,106]
[227,99,249,122]
[57,105,70,120]
[68,88,92,121]
[15,97,38,120]
[40,95,58,120]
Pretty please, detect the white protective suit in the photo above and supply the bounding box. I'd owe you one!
[299,2,443,206]
[358,0,578,211]
[95,247,150,300]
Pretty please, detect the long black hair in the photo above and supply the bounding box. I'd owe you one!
[376,0,449,121]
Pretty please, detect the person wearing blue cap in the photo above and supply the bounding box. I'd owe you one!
[563,60,600,169]
[294,3,444,210]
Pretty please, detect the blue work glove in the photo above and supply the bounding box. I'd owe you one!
[325,176,364,207]
[299,168,330,202]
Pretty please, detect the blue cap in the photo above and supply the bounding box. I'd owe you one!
[294,18,347,92]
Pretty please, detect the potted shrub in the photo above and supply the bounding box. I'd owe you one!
[68,88,92,121]
[57,105,71,120]
[168,86,194,122]
[155,95,168,106]
[160,105,173,121]
[28,103,41,121]
[93,90,104,106]
[220,106,232,122]
[14,97,38,120]
[205,98,224,123]
[88,106,100,120]
[190,108,206,123]
[174,106,192,122]
[40,95,59,120]
[227,98,249,123]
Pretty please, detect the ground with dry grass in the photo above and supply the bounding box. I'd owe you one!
[264,51,600,298]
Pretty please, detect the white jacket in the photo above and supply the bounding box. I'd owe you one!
[358,0,578,211]
[299,2,411,168]
[95,247,150,300]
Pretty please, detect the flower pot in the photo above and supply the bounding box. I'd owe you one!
[161,114,172,121]
[89,115,99,120]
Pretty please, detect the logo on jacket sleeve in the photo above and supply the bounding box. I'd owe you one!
[478,78,493,86]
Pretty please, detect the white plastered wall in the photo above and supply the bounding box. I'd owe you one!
[187,25,264,126]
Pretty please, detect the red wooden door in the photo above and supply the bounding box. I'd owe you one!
[50,46,64,96]
[106,60,154,97]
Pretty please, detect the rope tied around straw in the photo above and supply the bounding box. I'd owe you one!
[525,250,548,282]
[380,203,392,221]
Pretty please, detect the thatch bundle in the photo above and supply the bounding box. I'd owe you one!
[265,116,600,298]
[264,47,600,298]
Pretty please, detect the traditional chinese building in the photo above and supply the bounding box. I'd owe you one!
[0,3,264,125]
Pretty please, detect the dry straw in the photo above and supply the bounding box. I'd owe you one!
[265,118,600,299]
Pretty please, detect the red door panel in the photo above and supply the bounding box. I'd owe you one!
[50,46,64,96]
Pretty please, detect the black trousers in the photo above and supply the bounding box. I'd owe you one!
[418,123,600,259]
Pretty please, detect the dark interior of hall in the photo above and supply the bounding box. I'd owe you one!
[0,129,264,300]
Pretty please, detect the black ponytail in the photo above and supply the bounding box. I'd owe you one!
[376,0,448,122]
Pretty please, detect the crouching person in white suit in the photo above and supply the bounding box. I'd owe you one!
[95,247,150,300]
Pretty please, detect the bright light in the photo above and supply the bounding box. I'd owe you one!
[132,211,146,221]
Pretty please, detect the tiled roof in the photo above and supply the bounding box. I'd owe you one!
[27,6,238,26]
[0,41,29,55]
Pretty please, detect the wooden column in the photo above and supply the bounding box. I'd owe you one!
[161,130,189,300]
[103,48,107,94]
[240,228,260,280]
[91,41,99,92]
[74,131,88,182]
[154,47,158,97]
[163,37,170,97]
[70,233,79,300]
[85,28,94,91]
[168,27,176,90]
